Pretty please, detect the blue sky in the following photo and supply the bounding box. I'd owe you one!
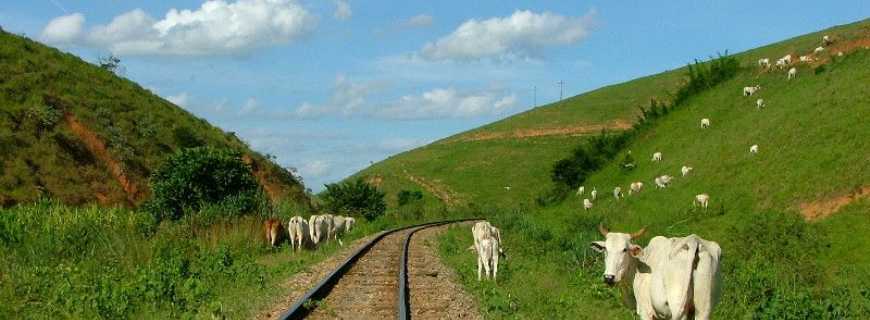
[2,1,867,191]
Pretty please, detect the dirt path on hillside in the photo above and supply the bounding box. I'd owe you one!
[257,233,381,320]
[403,168,463,207]
[408,225,481,320]
[446,120,633,143]
[800,186,870,221]
[63,112,141,204]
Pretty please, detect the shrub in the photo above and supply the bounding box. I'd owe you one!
[397,190,423,206]
[321,178,386,221]
[25,104,61,130]
[173,126,205,148]
[146,147,261,221]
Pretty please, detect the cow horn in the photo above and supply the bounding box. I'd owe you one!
[630,227,647,240]
[598,224,609,237]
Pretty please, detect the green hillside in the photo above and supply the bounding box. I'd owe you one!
[355,19,870,318]
[0,30,308,207]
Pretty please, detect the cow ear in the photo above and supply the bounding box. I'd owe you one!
[590,241,606,253]
[629,244,643,257]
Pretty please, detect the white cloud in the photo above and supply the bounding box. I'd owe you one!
[421,9,595,61]
[300,160,331,178]
[239,97,259,115]
[334,0,352,20]
[292,74,383,118]
[376,87,517,119]
[40,13,85,44]
[403,14,433,28]
[166,92,190,107]
[41,0,317,56]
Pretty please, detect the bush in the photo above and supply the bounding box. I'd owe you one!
[321,178,386,221]
[397,190,423,206]
[146,147,261,221]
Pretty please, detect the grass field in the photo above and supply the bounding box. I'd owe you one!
[353,19,870,318]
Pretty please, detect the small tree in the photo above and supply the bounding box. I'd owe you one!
[98,54,121,73]
[321,178,386,221]
[147,147,261,221]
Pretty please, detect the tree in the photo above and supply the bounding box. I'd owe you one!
[321,178,386,221]
[98,54,121,73]
[146,147,261,221]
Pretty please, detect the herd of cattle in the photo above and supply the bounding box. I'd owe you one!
[263,214,356,250]
[470,35,841,319]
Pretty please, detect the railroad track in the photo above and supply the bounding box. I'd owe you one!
[276,218,479,320]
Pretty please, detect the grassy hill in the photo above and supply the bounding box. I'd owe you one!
[354,19,870,318]
[0,30,308,207]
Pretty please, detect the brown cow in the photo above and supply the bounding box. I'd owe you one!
[264,218,286,247]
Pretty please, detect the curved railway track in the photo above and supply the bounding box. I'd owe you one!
[276,218,479,320]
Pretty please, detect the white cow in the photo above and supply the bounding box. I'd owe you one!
[613,186,623,200]
[750,144,759,154]
[654,175,673,189]
[652,152,662,162]
[471,221,504,281]
[756,98,765,109]
[775,58,788,69]
[576,186,586,196]
[681,166,693,177]
[309,214,334,245]
[694,194,710,210]
[629,182,644,195]
[757,58,770,68]
[591,226,722,320]
[331,215,349,246]
[584,198,594,211]
[591,188,598,201]
[781,54,793,65]
[287,216,310,251]
[823,35,833,46]
[700,118,710,129]
[799,55,813,63]
[476,237,499,281]
[742,85,760,96]
[344,217,356,233]
[788,67,797,80]
[814,46,825,54]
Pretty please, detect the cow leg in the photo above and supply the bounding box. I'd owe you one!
[492,249,499,282]
[477,255,483,281]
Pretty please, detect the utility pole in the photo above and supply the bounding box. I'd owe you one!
[557,80,564,101]
[533,85,537,108]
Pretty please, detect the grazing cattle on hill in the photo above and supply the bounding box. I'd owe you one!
[757,58,770,68]
[287,216,310,251]
[576,186,585,196]
[750,144,759,154]
[694,194,710,210]
[591,188,598,201]
[613,186,623,200]
[814,46,825,54]
[700,118,710,128]
[756,98,765,109]
[584,198,594,210]
[743,85,761,96]
[654,175,673,189]
[823,35,833,46]
[788,67,797,80]
[590,225,722,320]
[652,152,662,162]
[264,218,286,247]
[629,182,644,195]
[681,166,693,177]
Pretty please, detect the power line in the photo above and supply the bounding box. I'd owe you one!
[557,80,565,101]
